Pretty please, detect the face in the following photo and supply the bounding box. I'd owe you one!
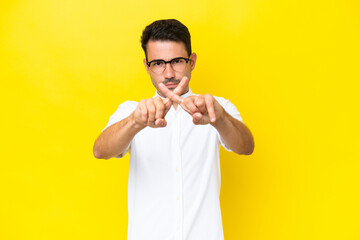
[143,40,197,97]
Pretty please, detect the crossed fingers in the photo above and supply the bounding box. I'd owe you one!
[133,76,200,129]
[160,76,191,111]
[150,76,190,127]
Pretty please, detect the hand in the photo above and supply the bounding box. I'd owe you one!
[131,76,190,129]
[158,83,224,125]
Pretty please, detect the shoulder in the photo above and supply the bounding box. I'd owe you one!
[102,100,138,132]
[119,100,138,107]
[213,96,243,122]
[213,96,230,108]
[115,100,138,112]
[109,100,139,120]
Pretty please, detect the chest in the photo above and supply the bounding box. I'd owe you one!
[131,108,220,163]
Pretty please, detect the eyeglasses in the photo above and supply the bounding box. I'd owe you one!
[146,57,190,74]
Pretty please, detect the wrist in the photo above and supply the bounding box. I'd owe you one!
[129,113,146,131]
[210,108,227,128]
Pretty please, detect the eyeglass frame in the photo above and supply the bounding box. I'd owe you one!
[146,56,191,73]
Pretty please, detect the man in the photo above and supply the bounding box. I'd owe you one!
[93,19,254,240]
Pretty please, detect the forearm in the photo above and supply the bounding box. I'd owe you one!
[211,110,254,155]
[93,114,144,159]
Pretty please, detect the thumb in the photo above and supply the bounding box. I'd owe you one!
[155,118,167,127]
[192,112,203,125]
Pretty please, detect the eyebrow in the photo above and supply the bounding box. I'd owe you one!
[148,57,187,62]
[149,59,165,62]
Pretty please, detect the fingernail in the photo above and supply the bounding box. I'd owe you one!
[211,118,215,122]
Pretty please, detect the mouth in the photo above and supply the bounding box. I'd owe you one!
[165,82,179,89]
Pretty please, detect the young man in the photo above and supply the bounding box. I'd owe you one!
[93,19,254,240]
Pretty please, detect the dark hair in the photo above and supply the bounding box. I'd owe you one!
[141,19,192,60]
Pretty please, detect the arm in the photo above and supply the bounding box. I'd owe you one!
[93,114,142,160]
[158,84,254,155]
[211,109,254,155]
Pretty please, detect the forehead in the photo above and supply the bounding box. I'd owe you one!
[146,40,188,61]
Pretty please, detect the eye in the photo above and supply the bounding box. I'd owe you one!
[151,61,164,67]
[172,58,184,65]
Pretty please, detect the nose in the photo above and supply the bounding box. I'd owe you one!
[163,62,175,79]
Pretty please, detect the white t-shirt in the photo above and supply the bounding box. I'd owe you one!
[103,89,243,240]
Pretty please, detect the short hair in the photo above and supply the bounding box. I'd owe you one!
[141,19,192,60]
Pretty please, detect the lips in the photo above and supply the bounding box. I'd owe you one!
[165,83,178,88]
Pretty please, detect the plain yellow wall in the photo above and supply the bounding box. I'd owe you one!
[1,0,359,239]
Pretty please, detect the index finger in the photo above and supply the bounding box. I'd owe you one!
[162,97,172,115]
[158,82,184,105]
[205,94,216,122]
[173,76,190,96]
[159,76,189,104]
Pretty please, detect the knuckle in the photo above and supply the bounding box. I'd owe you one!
[139,99,146,107]
[146,98,153,105]
[149,108,155,116]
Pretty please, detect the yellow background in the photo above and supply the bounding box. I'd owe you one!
[1,0,359,239]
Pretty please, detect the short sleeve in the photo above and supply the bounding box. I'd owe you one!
[102,101,138,158]
[213,96,243,152]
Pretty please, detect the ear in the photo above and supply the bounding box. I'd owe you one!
[189,52,197,72]
[143,58,150,75]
